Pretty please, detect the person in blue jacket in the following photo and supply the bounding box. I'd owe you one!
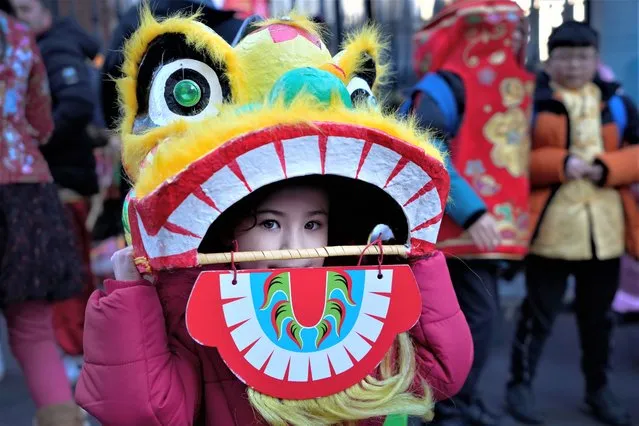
[399,2,533,425]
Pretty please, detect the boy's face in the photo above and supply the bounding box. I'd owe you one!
[546,46,599,90]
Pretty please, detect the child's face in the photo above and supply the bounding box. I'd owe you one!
[234,186,329,270]
[546,46,598,90]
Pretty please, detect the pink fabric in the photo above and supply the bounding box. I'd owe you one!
[76,251,473,425]
[4,301,73,407]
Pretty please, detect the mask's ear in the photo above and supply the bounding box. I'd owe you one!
[117,7,245,181]
[332,26,388,108]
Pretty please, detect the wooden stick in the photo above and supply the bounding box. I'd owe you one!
[197,244,408,265]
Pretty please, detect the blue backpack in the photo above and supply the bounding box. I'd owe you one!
[609,94,628,143]
[398,73,460,137]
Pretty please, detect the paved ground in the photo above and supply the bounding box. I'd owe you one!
[0,277,637,426]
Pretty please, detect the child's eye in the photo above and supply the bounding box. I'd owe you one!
[261,220,280,230]
[304,221,321,231]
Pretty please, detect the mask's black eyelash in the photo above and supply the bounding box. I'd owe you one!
[159,51,166,68]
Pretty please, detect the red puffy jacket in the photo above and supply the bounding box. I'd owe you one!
[75,251,473,425]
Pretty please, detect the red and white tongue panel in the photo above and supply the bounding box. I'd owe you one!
[128,123,449,270]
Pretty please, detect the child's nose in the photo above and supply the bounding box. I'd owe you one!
[281,229,305,251]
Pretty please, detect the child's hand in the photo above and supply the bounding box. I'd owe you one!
[565,155,590,180]
[111,246,142,281]
[585,163,604,184]
[467,213,501,251]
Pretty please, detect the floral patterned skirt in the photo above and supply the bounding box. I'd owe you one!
[0,183,83,308]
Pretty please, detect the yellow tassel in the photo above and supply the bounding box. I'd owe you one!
[247,333,435,425]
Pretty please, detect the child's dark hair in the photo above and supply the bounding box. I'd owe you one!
[548,21,599,53]
[0,0,15,16]
[198,175,409,265]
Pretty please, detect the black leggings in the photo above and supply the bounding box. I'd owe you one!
[510,255,621,392]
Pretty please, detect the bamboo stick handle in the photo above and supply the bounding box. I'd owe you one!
[197,244,408,265]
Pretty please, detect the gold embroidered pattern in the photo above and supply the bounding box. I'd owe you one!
[483,108,529,177]
[482,77,530,177]
[462,23,507,68]
[500,78,526,107]
[488,50,506,65]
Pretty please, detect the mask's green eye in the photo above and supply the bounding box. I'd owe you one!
[173,79,202,108]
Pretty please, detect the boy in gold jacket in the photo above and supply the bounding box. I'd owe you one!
[506,21,639,426]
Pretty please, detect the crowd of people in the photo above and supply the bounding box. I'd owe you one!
[0,0,637,426]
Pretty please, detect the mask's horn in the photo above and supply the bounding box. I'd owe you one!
[231,14,265,47]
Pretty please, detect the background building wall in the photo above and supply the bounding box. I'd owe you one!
[589,0,639,102]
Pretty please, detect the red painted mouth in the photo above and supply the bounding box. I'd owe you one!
[186,265,422,399]
[128,122,448,271]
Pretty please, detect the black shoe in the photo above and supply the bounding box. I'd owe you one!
[506,382,544,425]
[585,387,632,426]
[459,398,500,426]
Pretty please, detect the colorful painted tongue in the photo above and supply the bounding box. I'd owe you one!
[289,269,327,327]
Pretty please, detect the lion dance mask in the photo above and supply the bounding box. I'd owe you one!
[119,7,450,425]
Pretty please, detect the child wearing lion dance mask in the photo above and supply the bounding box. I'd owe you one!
[75,8,473,425]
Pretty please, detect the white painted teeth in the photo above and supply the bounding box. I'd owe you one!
[325,136,365,177]
[200,166,250,211]
[219,269,395,382]
[282,136,322,176]
[235,143,285,190]
[264,347,290,380]
[166,194,219,238]
[231,317,262,352]
[138,136,444,265]
[357,143,402,188]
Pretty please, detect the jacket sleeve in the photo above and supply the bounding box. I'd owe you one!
[25,36,53,145]
[595,95,639,187]
[408,251,473,401]
[529,100,570,187]
[75,279,201,426]
[412,77,487,229]
[596,144,639,187]
[42,47,96,147]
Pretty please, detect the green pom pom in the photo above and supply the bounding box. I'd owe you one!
[268,67,352,109]
[122,190,134,246]
[173,79,202,107]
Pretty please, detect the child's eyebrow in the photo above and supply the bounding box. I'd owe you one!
[308,210,328,216]
[256,209,284,216]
